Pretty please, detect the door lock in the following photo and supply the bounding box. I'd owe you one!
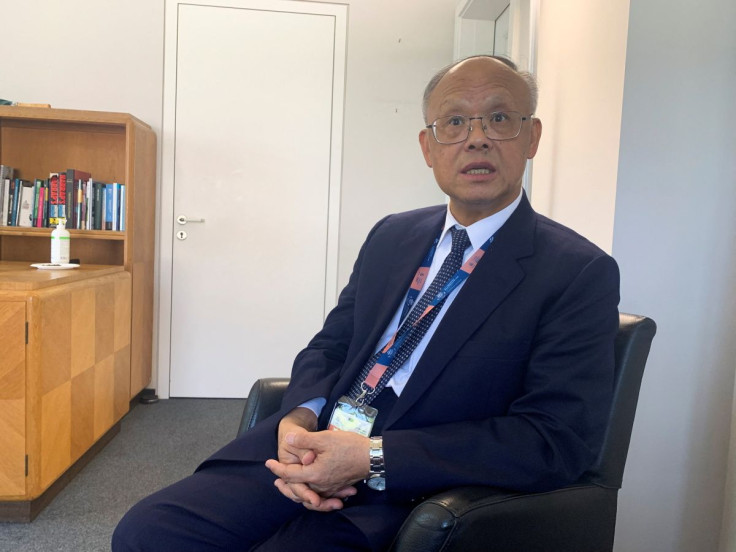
[176,230,187,240]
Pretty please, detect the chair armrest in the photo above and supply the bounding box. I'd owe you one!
[390,484,617,552]
[237,377,290,437]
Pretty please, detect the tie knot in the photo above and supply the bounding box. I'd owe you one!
[450,227,470,255]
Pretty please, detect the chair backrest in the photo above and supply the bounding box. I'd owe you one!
[583,313,657,488]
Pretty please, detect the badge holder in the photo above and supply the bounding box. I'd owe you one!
[328,395,377,437]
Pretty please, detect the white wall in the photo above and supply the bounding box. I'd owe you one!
[0,0,165,143]
[612,0,736,550]
[532,0,630,254]
[335,0,452,287]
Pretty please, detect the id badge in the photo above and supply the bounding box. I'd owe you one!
[327,395,378,437]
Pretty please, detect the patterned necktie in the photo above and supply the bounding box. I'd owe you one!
[348,227,471,404]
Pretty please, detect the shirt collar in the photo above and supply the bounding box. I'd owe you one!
[440,189,524,250]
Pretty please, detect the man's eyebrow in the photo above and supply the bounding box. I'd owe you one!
[436,99,515,116]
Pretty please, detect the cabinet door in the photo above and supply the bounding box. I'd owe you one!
[0,301,26,496]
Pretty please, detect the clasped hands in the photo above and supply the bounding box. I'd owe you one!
[265,407,371,512]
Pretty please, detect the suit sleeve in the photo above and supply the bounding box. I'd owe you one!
[280,215,391,412]
[383,252,620,500]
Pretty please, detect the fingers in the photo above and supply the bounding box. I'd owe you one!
[285,430,319,451]
[278,432,317,466]
[266,458,307,484]
[272,478,345,512]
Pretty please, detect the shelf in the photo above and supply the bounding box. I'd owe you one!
[0,226,125,241]
[0,226,125,240]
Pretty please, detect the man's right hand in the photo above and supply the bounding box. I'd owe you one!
[277,407,318,466]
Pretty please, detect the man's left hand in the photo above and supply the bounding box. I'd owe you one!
[266,429,371,510]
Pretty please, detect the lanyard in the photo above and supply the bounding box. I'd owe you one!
[357,232,495,402]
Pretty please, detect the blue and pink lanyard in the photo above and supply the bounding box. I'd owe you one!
[360,231,495,394]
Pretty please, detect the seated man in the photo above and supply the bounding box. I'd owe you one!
[113,55,619,552]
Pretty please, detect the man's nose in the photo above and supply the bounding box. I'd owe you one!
[466,117,491,148]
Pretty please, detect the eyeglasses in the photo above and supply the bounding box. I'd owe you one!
[425,111,533,144]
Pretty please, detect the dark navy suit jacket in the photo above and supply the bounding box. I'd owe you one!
[202,193,620,539]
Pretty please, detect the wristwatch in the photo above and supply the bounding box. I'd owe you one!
[366,436,386,491]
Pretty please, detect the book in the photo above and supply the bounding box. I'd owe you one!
[31,179,40,226]
[49,172,60,224]
[85,178,93,229]
[1,178,10,226]
[105,184,113,230]
[59,172,68,223]
[92,180,106,230]
[0,166,12,221]
[18,180,35,227]
[41,180,49,227]
[35,179,47,227]
[110,182,119,231]
[84,177,94,230]
[119,184,126,231]
[66,169,91,229]
[8,178,18,225]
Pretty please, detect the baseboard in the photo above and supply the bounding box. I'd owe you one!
[0,421,121,523]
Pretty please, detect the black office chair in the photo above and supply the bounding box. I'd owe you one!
[237,313,656,551]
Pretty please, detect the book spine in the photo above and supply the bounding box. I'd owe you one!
[36,185,46,227]
[85,178,93,229]
[32,179,41,227]
[49,172,59,225]
[111,182,119,231]
[119,184,126,232]
[18,180,34,227]
[59,172,67,223]
[42,180,50,227]
[31,180,39,225]
[10,179,19,225]
[0,177,5,224]
[1,178,10,226]
[0,165,13,181]
[104,184,112,230]
[93,181,103,230]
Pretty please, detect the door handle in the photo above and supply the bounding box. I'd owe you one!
[177,215,205,225]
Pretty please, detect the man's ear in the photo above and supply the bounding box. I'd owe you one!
[527,118,542,159]
[418,128,433,168]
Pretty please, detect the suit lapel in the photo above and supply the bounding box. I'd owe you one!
[386,195,538,426]
[329,207,446,402]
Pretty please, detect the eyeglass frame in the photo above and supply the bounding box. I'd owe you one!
[425,111,534,145]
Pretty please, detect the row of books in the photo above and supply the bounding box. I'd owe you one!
[0,165,126,231]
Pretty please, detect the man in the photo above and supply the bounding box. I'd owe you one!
[113,55,619,551]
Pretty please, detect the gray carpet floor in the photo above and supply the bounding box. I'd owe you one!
[0,398,246,552]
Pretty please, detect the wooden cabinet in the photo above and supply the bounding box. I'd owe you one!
[0,106,156,398]
[0,263,131,520]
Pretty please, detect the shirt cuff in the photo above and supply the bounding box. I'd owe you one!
[298,398,327,418]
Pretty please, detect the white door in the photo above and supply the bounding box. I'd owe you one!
[162,0,346,398]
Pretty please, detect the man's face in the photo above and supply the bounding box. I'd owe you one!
[419,58,542,226]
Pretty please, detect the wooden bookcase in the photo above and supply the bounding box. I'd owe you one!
[0,106,156,399]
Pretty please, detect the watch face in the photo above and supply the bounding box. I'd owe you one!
[367,476,386,491]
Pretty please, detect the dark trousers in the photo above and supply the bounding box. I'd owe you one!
[112,390,405,552]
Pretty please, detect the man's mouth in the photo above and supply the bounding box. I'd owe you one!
[461,162,495,175]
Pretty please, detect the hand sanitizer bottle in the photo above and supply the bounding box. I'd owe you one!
[51,219,70,264]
